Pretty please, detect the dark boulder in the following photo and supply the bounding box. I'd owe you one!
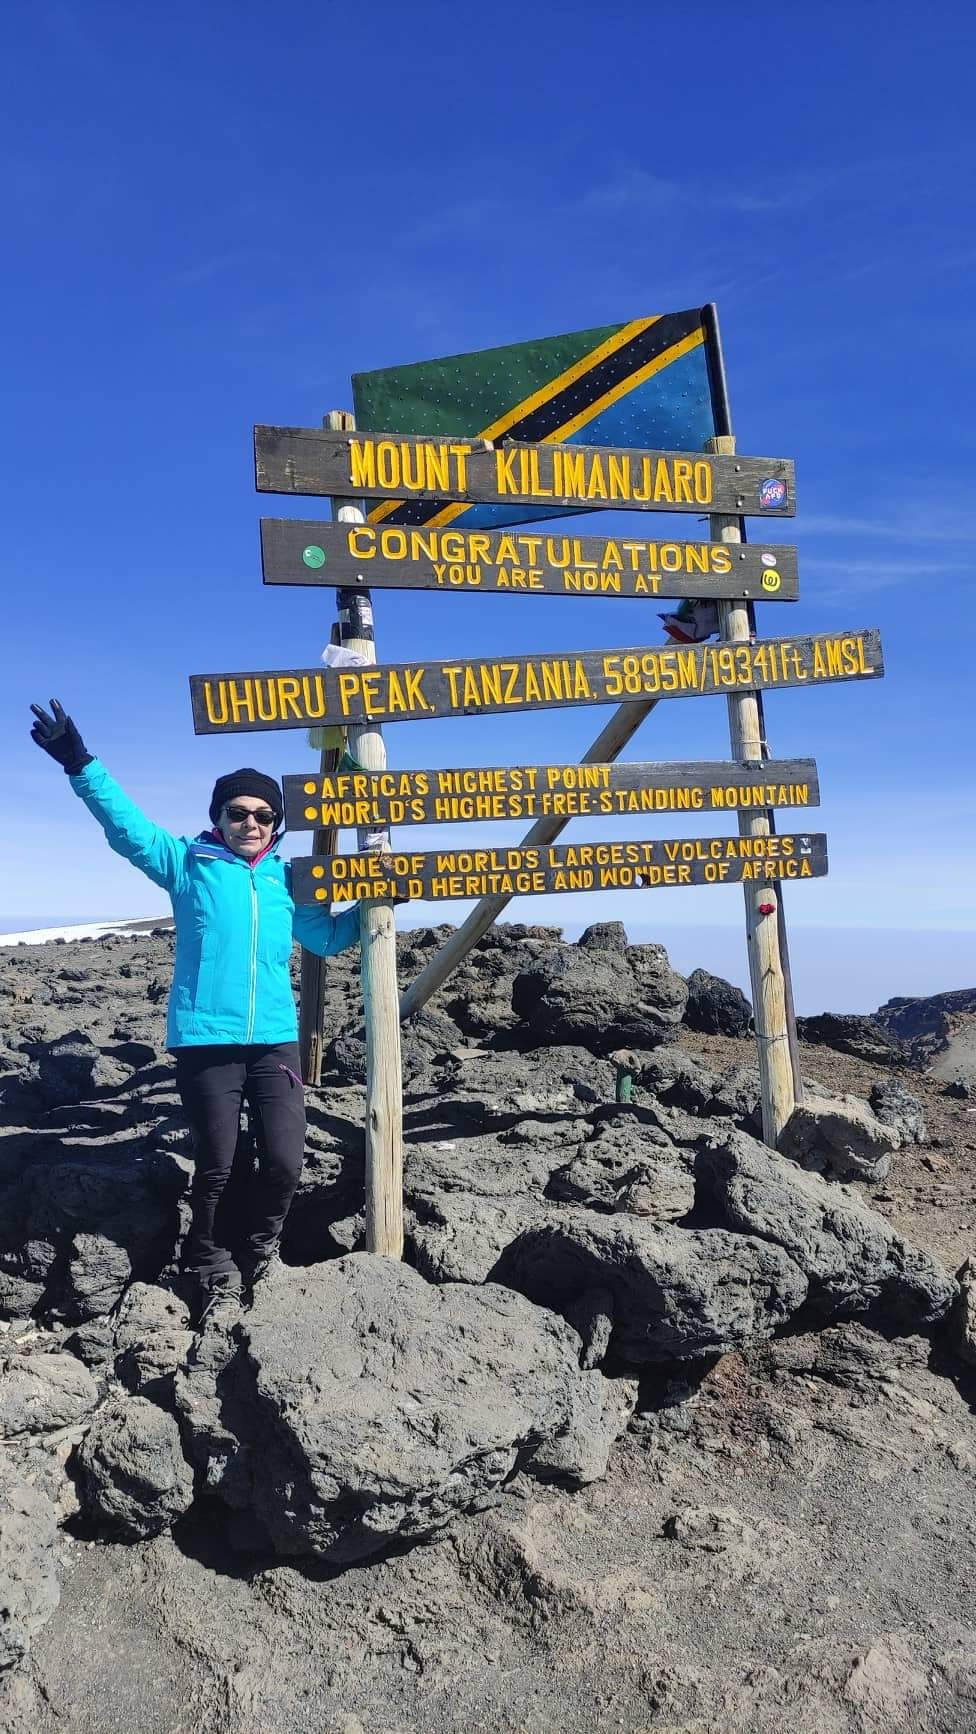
[869,1079,927,1145]
[696,1130,956,1329]
[0,1463,61,1670]
[512,939,687,1054]
[683,968,752,1036]
[795,1013,905,1067]
[175,1257,631,1562]
[74,1395,194,1540]
[493,1214,807,1367]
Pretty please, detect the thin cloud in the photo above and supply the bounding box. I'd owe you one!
[800,510,973,544]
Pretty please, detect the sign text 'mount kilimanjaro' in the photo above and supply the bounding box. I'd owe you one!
[261,519,800,603]
[254,426,796,518]
[292,834,829,906]
[189,630,883,735]
[284,759,820,830]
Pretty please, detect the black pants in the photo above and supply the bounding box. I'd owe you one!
[175,1042,306,1279]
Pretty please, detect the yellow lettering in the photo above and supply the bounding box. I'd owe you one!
[586,455,608,499]
[203,681,229,726]
[349,441,376,490]
[528,448,552,496]
[559,450,586,498]
[228,680,254,724]
[449,445,470,490]
[376,440,399,489]
[277,677,303,720]
[693,460,712,503]
[673,458,693,502]
[495,448,519,495]
[300,676,325,719]
[348,526,374,559]
[607,454,629,499]
[400,442,425,491]
[337,672,361,716]
[424,443,449,492]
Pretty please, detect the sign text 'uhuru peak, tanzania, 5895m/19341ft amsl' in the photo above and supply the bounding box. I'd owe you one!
[189,631,882,734]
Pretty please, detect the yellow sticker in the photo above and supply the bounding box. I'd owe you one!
[761,570,782,592]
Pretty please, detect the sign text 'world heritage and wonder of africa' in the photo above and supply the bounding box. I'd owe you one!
[291,834,829,906]
[260,519,800,603]
[253,427,795,519]
[189,631,883,735]
[283,759,820,831]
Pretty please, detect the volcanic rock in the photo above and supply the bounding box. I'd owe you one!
[683,968,753,1036]
[0,1351,98,1440]
[14,1031,131,1110]
[0,1463,60,1671]
[112,1283,193,1401]
[546,1115,696,1220]
[492,1214,808,1365]
[795,1012,905,1066]
[413,1045,618,1132]
[778,1089,900,1183]
[176,1256,628,1562]
[951,1257,976,1368]
[0,1141,186,1324]
[869,1079,928,1145]
[696,1131,955,1328]
[512,938,687,1053]
[875,987,976,1065]
[74,1394,194,1539]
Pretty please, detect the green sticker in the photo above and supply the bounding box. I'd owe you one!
[302,544,326,569]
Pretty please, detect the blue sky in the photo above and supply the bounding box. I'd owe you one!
[3,0,975,1010]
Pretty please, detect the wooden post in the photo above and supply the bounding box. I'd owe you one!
[297,731,340,1085]
[398,689,663,1022]
[708,433,795,1146]
[321,412,404,1257]
[298,615,342,1087]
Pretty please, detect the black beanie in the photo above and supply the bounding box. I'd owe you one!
[209,768,283,828]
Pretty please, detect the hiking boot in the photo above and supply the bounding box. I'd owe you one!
[241,1248,283,1303]
[194,1271,242,1331]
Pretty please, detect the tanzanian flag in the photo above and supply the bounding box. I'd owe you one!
[351,310,716,531]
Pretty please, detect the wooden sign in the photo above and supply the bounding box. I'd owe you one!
[190,629,882,735]
[284,758,820,831]
[261,518,800,603]
[291,833,829,905]
[254,426,796,518]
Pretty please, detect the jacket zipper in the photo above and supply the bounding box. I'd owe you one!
[244,870,259,1042]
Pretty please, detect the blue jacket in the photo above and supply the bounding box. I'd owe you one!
[69,759,359,1049]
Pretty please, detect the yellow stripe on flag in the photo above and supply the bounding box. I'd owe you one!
[367,315,660,526]
[421,326,706,530]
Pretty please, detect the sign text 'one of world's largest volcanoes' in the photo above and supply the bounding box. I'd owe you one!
[291,834,829,906]
[253,426,796,518]
[189,630,883,735]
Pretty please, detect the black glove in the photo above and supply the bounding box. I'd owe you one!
[30,700,93,775]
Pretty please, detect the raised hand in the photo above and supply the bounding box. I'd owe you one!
[29,700,93,775]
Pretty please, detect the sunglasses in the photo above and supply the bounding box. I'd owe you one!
[225,805,277,827]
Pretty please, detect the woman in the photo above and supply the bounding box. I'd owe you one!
[30,698,360,1326]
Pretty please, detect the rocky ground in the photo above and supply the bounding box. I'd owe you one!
[2,921,976,1733]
